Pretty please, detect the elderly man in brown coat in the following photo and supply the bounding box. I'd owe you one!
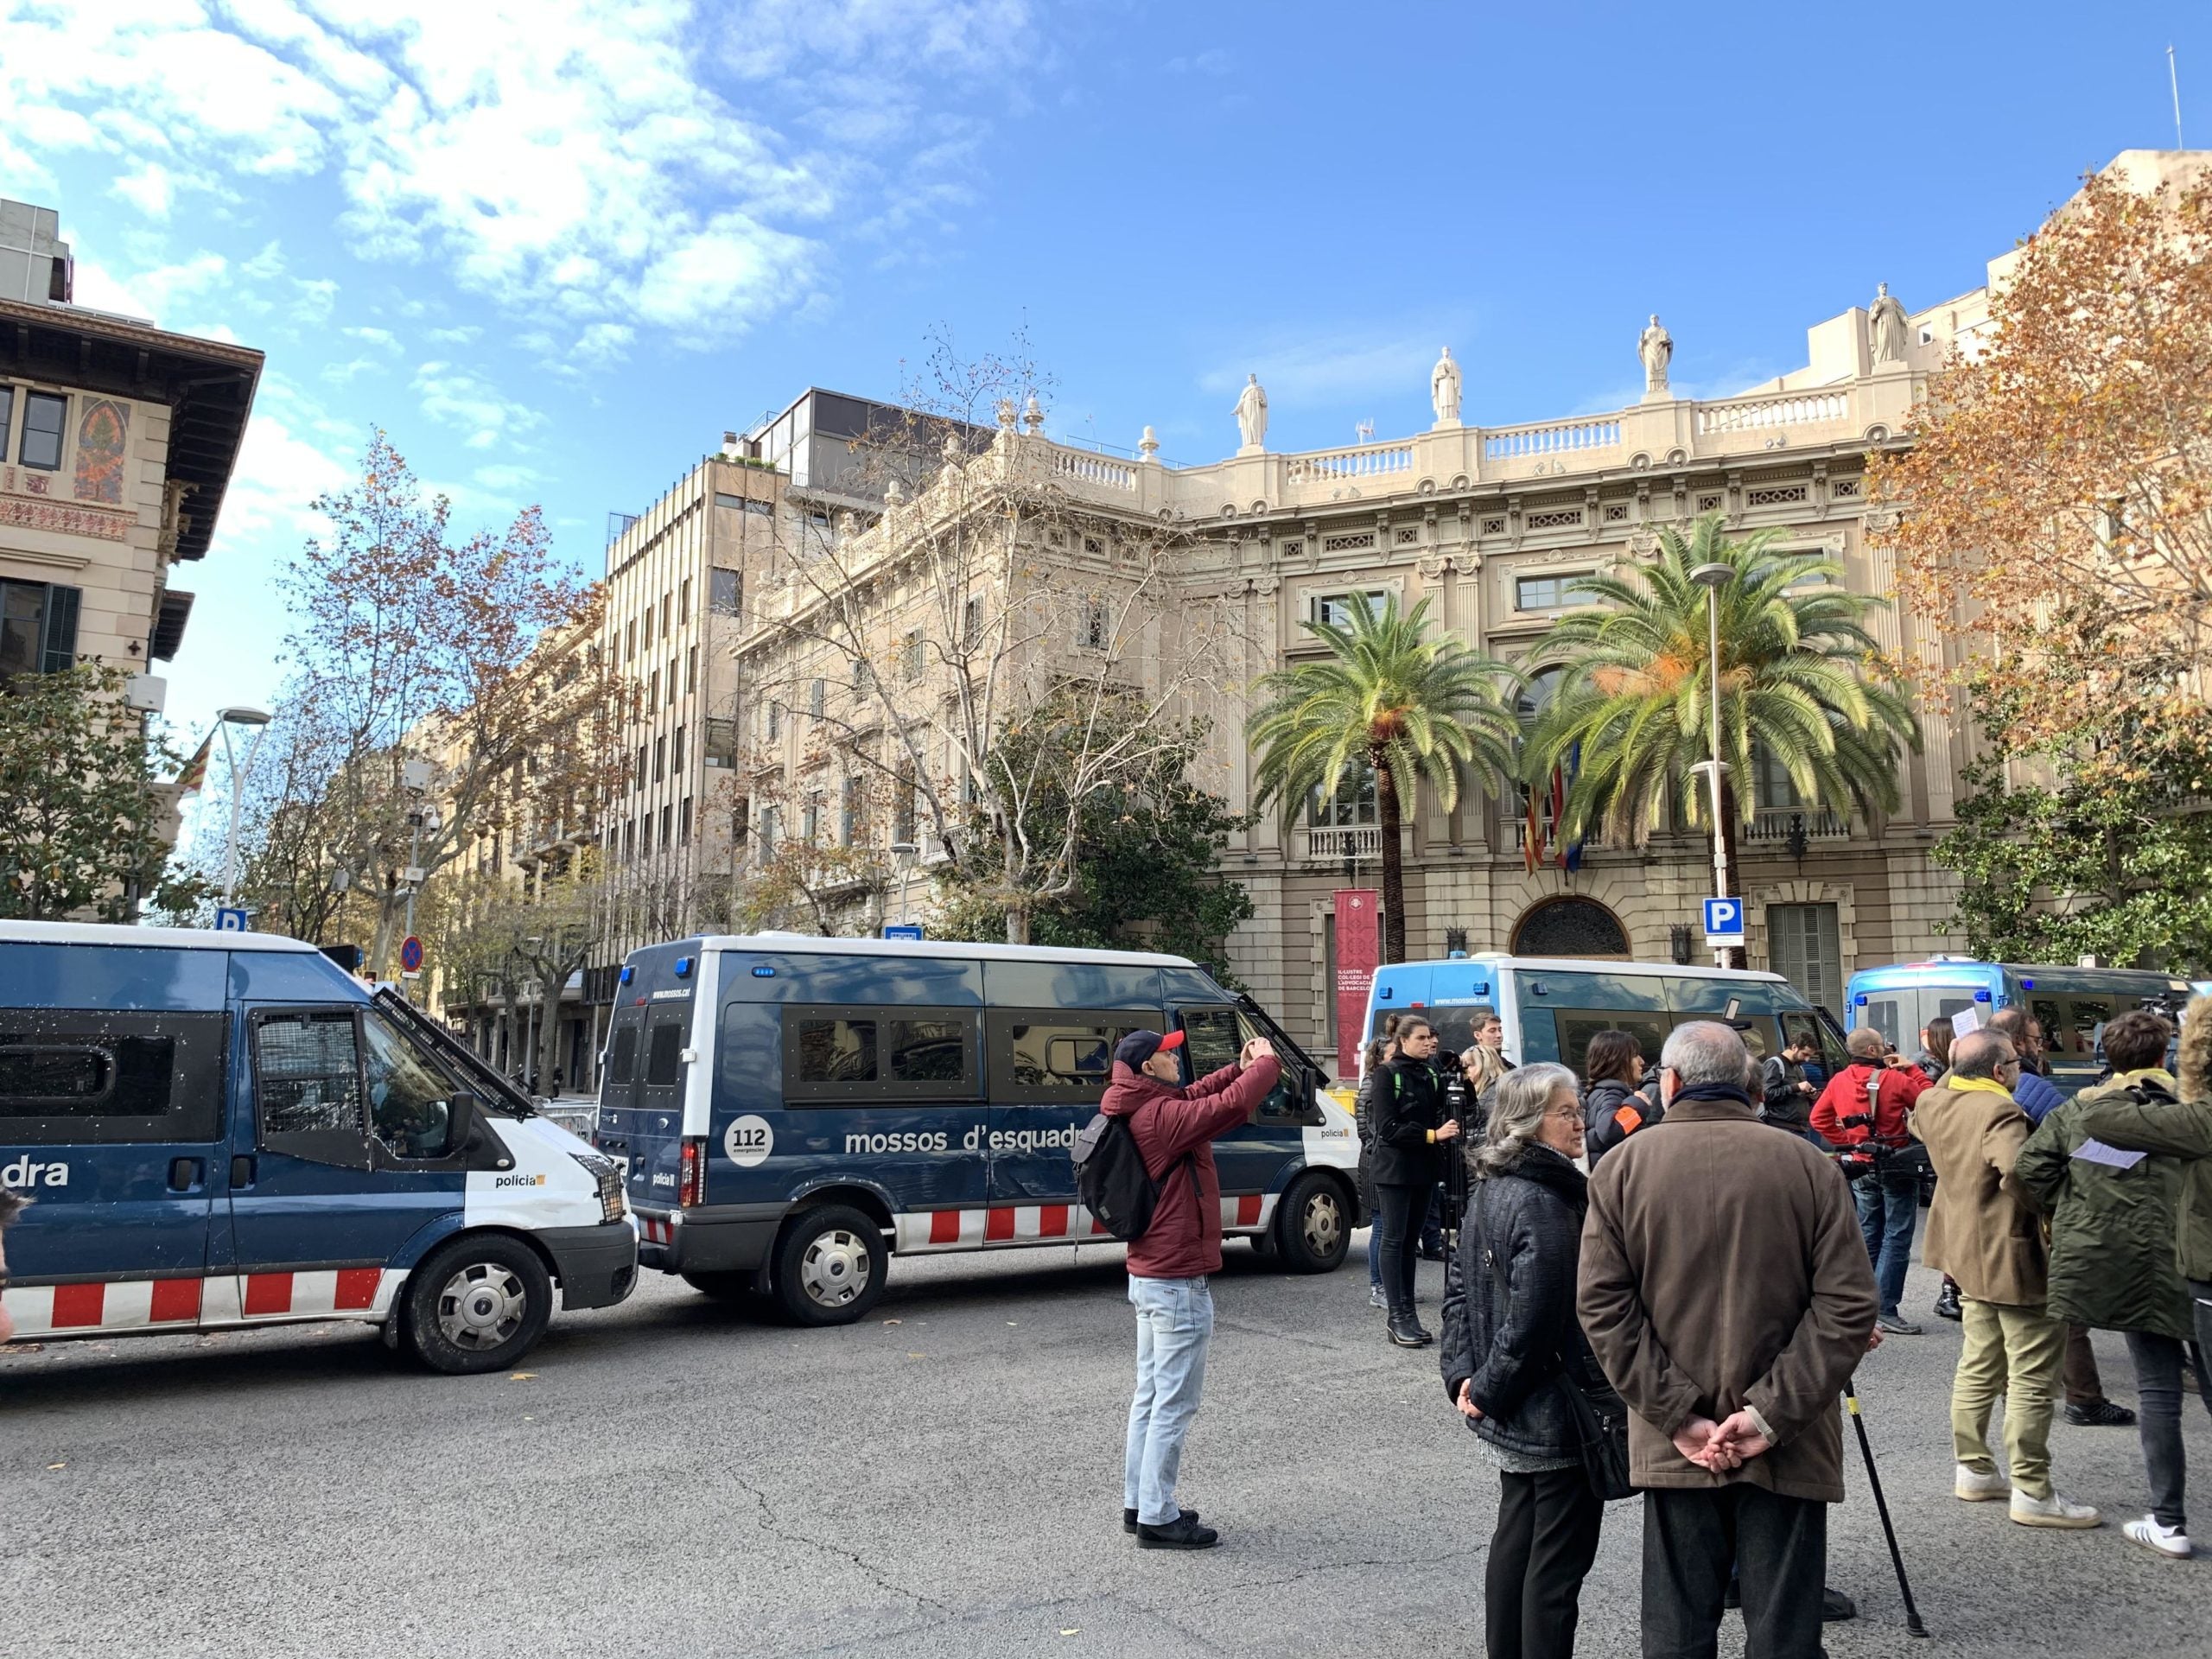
[1580,1020,1877,1659]
[1913,1027,2101,1529]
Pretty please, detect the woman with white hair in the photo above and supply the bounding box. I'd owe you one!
[1440,1063,1624,1658]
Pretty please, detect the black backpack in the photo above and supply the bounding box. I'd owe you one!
[1073,1111,1198,1241]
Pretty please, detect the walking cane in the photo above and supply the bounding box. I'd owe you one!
[1844,1375,1929,1638]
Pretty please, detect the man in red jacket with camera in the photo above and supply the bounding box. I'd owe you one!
[1812,1027,1934,1334]
[1103,1027,1281,1550]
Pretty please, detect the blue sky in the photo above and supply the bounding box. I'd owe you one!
[3,0,2205,772]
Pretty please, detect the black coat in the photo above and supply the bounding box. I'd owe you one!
[1370,1055,1451,1186]
[1761,1055,1818,1135]
[1582,1076,1660,1166]
[1440,1143,1621,1463]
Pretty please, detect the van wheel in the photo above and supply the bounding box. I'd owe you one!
[1274,1172,1351,1274]
[404,1235,553,1374]
[772,1205,887,1326]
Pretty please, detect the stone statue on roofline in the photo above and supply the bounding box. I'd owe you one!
[1868,282,1910,365]
[1639,315,1672,396]
[1431,346,1462,426]
[1233,374,1268,451]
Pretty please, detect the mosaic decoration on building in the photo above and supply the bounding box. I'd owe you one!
[73,398,130,505]
[0,496,129,540]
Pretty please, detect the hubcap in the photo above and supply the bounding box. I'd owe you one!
[435,1262,527,1350]
[798,1228,873,1308]
[1302,1192,1343,1256]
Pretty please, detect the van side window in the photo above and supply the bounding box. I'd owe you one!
[1178,1008,1241,1079]
[782,1007,980,1102]
[1555,1012,1670,1074]
[645,1021,686,1086]
[0,1009,225,1145]
[256,1012,364,1137]
[608,1025,638,1086]
[989,1010,1147,1103]
[361,1011,461,1159]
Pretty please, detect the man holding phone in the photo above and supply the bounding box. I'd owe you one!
[1105,1026,1281,1550]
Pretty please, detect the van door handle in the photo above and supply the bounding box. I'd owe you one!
[168,1157,203,1192]
[230,1154,256,1189]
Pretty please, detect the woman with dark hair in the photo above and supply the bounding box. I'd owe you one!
[1916,1015,1955,1083]
[1580,1029,1659,1167]
[1442,1063,1624,1657]
[1357,1016,1403,1311]
[1373,1016,1461,1346]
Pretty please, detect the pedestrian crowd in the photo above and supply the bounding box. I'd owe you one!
[1100,988,2212,1658]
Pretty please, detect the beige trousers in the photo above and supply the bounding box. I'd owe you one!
[1953,1295,2066,1500]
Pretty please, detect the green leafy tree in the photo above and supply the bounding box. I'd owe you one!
[0,664,188,921]
[939,710,1255,980]
[1248,595,1518,963]
[1937,682,2212,969]
[1526,514,1919,950]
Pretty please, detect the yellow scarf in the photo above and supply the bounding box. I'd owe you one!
[1947,1075,2012,1099]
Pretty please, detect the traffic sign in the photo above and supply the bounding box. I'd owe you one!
[883,923,925,941]
[1702,896,1745,944]
[214,907,250,932]
[399,934,425,973]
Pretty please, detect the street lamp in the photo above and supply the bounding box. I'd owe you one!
[214,706,272,910]
[1688,562,1733,968]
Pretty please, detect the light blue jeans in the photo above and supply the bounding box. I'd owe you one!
[1125,1274,1214,1527]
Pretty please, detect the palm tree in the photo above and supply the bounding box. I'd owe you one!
[1525,513,1919,933]
[1249,595,1520,963]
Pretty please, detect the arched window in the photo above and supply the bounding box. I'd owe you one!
[1512,896,1630,958]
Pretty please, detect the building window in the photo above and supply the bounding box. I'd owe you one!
[672,725,687,773]
[1310,590,1388,629]
[660,594,671,637]
[0,386,11,461]
[962,596,982,648]
[667,657,677,705]
[652,735,666,784]
[714,491,746,512]
[1308,764,1377,827]
[1510,896,1630,957]
[649,669,660,707]
[678,797,693,842]
[767,701,782,741]
[802,793,821,843]
[1077,601,1108,651]
[704,716,736,766]
[18,391,65,471]
[1515,575,1599,611]
[686,645,696,696]
[0,580,80,680]
[642,606,653,650]
[810,678,826,719]
[679,577,692,618]
[760,804,780,853]
[900,632,924,684]
[624,618,636,663]
[709,568,741,617]
[841,774,862,847]
[633,745,646,793]
[1768,903,1844,1020]
[660,804,672,849]
[1752,745,1807,810]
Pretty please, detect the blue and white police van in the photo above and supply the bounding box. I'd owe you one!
[0,922,635,1373]
[594,934,1362,1325]
[1847,957,2197,1099]
[1358,952,1849,1075]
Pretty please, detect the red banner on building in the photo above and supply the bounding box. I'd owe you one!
[1334,887,1381,1081]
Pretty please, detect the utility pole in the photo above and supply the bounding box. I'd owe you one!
[1689,563,1735,969]
[2171,45,2185,149]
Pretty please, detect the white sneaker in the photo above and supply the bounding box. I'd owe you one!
[2122,1516,2193,1559]
[1955,1464,2012,1502]
[2011,1490,2102,1529]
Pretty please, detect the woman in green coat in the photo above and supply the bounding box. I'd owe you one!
[2016,1010,2204,1560]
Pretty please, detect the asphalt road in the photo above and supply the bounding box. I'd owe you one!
[4,1236,2209,1658]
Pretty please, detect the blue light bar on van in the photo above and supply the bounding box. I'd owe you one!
[752,965,775,978]
[619,965,633,984]
[2021,978,2035,989]
[1855,994,1868,1005]
[1378,986,1394,1001]
[674,957,693,977]
[1975,990,1991,1001]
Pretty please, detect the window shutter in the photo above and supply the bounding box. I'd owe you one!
[41,583,79,672]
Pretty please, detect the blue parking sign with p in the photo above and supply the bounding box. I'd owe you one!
[1702,897,1745,942]
[214,907,249,932]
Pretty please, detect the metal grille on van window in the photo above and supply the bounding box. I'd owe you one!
[646,1024,685,1085]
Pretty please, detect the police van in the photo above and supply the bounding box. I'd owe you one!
[1847,957,2196,1099]
[1358,953,1848,1075]
[594,935,1362,1325]
[0,922,635,1373]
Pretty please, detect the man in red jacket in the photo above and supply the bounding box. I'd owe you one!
[1105,1026,1281,1550]
[1812,1026,1934,1335]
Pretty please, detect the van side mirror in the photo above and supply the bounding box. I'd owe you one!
[448,1090,483,1152]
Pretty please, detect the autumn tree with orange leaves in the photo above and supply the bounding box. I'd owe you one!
[1872,162,2212,967]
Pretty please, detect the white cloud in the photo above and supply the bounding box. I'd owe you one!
[1199,327,1465,407]
[0,1,1040,352]
[412,360,546,450]
[1165,49,1231,76]
[423,323,481,344]
[343,325,403,353]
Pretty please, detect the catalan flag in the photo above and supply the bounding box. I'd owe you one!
[174,729,216,794]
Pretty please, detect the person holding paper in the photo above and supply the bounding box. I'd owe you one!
[2015,1010,2200,1557]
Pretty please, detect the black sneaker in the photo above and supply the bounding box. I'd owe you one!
[1137,1514,1220,1549]
[1124,1506,1198,1535]
[1821,1586,1856,1622]
[2065,1400,2138,1427]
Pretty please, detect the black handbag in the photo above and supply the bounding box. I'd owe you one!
[1484,1243,1635,1503]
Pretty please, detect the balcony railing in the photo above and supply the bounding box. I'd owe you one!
[1744,806,1849,842]
[1285,444,1414,484]
[1695,392,1850,435]
[1304,824,1382,861]
[1483,417,1621,461]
